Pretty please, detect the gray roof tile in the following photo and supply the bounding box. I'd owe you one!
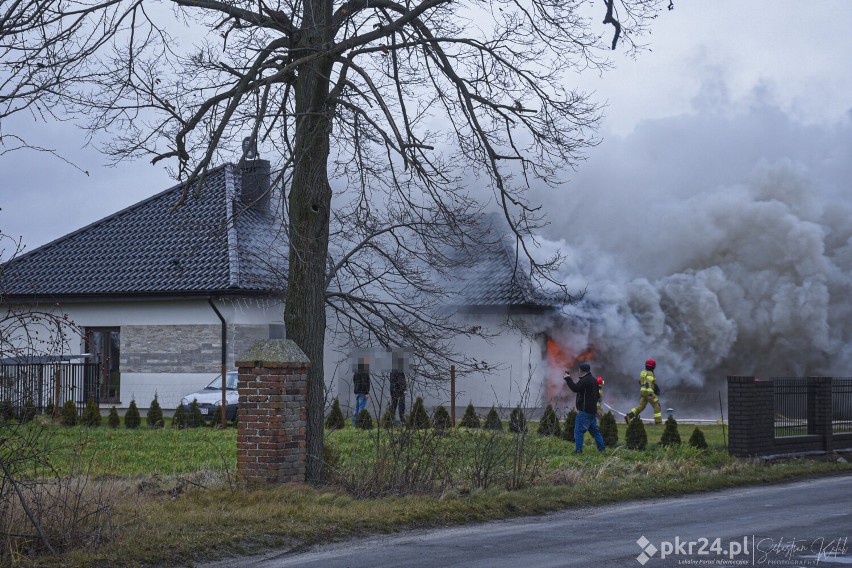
[3,164,285,297]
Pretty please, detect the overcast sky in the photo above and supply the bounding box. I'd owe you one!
[2,1,850,254]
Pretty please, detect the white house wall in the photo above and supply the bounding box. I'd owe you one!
[330,311,549,419]
[52,298,285,410]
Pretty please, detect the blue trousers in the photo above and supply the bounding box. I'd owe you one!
[352,393,367,426]
[575,410,606,452]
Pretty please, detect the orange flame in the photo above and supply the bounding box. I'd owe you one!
[544,338,595,407]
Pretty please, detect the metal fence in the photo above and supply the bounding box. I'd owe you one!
[0,360,100,417]
[835,378,852,433]
[772,377,809,437]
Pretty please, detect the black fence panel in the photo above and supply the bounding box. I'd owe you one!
[0,361,100,416]
[834,378,852,433]
[772,377,809,437]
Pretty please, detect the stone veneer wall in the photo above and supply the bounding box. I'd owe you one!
[122,324,272,372]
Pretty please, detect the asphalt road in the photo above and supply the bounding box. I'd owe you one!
[201,474,852,568]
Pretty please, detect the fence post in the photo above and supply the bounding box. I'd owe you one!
[236,339,310,487]
[53,368,61,421]
[727,376,774,456]
[450,364,456,426]
[808,377,833,452]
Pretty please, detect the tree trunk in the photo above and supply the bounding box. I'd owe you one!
[285,0,334,484]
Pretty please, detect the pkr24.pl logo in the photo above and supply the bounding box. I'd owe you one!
[636,536,750,565]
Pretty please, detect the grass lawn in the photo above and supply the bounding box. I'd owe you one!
[4,418,851,567]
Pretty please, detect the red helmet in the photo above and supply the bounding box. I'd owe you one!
[645,358,656,369]
[596,376,604,385]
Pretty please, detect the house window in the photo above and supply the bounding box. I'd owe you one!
[85,327,121,403]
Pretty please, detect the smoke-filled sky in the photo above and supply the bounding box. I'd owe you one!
[531,1,852,388]
[2,2,852,389]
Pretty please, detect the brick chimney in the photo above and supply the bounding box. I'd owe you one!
[239,159,271,210]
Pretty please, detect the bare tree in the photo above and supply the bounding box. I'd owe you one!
[0,232,80,362]
[1,0,666,482]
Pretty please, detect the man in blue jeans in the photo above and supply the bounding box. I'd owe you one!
[564,362,606,453]
[352,360,371,426]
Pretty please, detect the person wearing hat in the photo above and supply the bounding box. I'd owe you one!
[625,358,662,424]
[563,362,606,454]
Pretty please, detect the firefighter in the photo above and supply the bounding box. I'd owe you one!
[596,376,605,419]
[625,358,662,424]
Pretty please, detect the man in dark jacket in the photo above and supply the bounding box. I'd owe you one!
[564,362,606,453]
[352,360,371,426]
[389,355,407,424]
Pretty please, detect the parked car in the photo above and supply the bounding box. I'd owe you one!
[180,370,239,422]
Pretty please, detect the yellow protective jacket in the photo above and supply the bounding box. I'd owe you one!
[639,370,656,396]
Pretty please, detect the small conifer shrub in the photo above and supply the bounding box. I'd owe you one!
[625,415,648,450]
[172,403,187,429]
[562,409,578,441]
[659,415,682,447]
[380,406,395,429]
[124,399,141,429]
[599,411,619,448]
[108,406,120,428]
[459,403,481,428]
[483,406,503,431]
[325,398,346,431]
[60,400,78,427]
[44,402,55,420]
[355,408,373,430]
[508,406,527,433]
[0,399,13,422]
[688,426,709,450]
[433,405,451,431]
[187,399,205,428]
[537,404,561,437]
[20,398,37,423]
[408,397,431,429]
[147,396,164,429]
[81,398,102,427]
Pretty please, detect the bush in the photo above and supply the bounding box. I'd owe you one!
[44,402,55,420]
[562,409,577,441]
[380,405,396,429]
[325,398,346,430]
[172,403,187,429]
[20,398,36,423]
[187,399,205,428]
[0,399,14,422]
[508,406,527,433]
[483,406,503,431]
[81,398,102,427]
[688,426,709,450]
[146,396,164,428]
[458,403,481,428]
[625,415,648,450]
[355,408,373,430]
[659,415,681,447]
[537,404,561,437]
[408,397,431,429]
[433,405,451,431]
[124,399,141,429]
[108,406,120,428]
[599,411,619,448]
[60,400,78,426]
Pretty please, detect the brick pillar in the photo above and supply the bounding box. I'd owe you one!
[807,377,833,452]
[236,339,310,486]
[728,376,775,457]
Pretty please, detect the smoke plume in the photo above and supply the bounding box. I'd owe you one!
[535,87,852,394]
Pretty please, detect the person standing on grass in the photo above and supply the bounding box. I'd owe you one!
[389,354,407,424]
[352,359,371,427]
[564,362,606,454]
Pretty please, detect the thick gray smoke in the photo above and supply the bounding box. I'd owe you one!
[535,90,852,391]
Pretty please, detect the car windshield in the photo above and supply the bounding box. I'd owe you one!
[205,371,239,390]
